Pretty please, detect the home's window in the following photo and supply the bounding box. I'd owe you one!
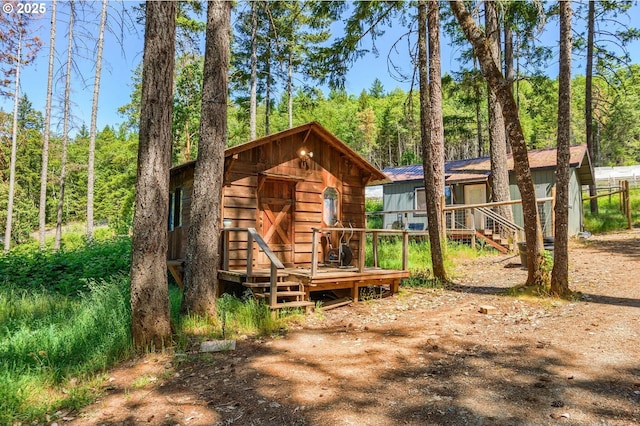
[323,187,339,225]
[415,187,426,212]
[415,186,453,212]
[168,188,183,230]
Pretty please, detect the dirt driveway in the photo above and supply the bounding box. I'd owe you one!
[68,230,640,426]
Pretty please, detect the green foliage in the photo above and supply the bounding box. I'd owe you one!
[0,236,131,295]
[584,188,640,233]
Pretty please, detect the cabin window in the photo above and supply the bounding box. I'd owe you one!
[323,187,339,225]
[168,187,183,230]
[414,186,453,213]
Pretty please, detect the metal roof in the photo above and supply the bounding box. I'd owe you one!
[382,145,593,186]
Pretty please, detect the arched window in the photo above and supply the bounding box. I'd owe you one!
[323,187,339,225]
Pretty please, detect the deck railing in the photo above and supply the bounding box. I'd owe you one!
[368,197,554,250]
[221,227,284,307]
[310,227,424,277]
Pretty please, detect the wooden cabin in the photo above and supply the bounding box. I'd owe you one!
[168,122,409,309]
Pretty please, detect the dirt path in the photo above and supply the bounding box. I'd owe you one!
[67,230,640,426]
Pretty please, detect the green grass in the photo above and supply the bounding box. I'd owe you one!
[1,233,304,423]
[0,277,133,424]
[583,188,640,233]
[365,236,494,287]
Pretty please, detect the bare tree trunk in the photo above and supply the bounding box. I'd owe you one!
[130,1,176,349]
[474,71,483,158]
[249,2,258,140]
[288,55,293,128]
[4,32,22,253]
[585,0,598,214]
[54,2,75,251]
[551,0,572,297]
[39,0,57,249]
[504,12,514,155]
[419,0,447,281]
[428,0,445,237]
[87,0,108,242]
[485,1,513,223]
[182,0,230,316]
[450,0,544,286]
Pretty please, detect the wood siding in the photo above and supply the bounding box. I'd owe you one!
[168,128,370,269]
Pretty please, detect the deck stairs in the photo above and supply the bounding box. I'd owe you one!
[475,207,523,253]
[243,271,315,311]
[446,206,523,254]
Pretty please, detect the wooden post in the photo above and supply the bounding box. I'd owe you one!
[372,231,379,268]
[310,228,318,277]
[247,231,253,277]
[222,229,229,270]
[625,181,632,230]
[402,230,409,271]
[269,261,277,308]
[440,195,447,253]
[551,186,556,236]
[358,230,366,272]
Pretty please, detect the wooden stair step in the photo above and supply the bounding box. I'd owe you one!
[247,270,289,278]
[243,280,301,288]
[271,301,315,309]
[255,290,306,298]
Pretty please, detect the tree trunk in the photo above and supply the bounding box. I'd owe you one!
[474,72,483,158]
[130,1,176,349]
[54,2,75,251]
[450,0,544,286]
[551,0,572,297]
[585,0,598,214]
[428,0,445,239]
[485,1,513,223]
[288,55,293,128]
[39,0,57,249]
[504,11,515,151]
[87,0,108,242]
[4,32,22,253]
[182,0,230,317]
[419,0,447,281]
[249,2,258,140]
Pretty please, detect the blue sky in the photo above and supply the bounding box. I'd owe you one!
[2,1,639,135]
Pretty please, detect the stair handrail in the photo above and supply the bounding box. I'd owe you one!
[476,206,524,232]
[222,227,284,307]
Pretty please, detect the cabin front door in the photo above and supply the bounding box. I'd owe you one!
[258,179,295,267]
[464,184,486,230]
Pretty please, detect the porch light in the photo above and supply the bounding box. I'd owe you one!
[299,148,313,169]
[223,218,233,228]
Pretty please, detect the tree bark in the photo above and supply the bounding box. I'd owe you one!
[585,0,598,214]
[182,0,230,317]
[4,31,22,253]
[551,0,572,297]
[485,1,513,223]
[39,0,57,249]
[87,0,108,242]
[54,2,75,251]
[419,0,447,281]
[249,2,258,140]
[428,0,445,239]
[450,0,544,286]
[130,1,176,349]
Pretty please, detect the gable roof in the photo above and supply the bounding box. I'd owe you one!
[383,144,594,186]
[171,122,388,185]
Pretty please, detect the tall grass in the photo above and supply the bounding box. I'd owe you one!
[1,233,303,423]
[583,188,640,233]
[0,277,133,423]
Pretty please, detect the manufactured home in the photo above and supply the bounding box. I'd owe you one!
[382,145,594,238]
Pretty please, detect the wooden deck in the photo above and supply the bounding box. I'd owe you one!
[219,266,409,303]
